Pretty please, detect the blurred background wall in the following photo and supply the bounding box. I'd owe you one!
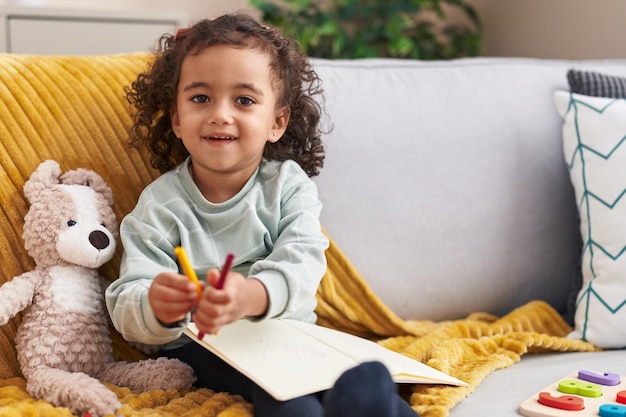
[467,0,626,59]
[2,0,625,59]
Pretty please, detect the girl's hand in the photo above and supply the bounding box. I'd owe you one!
[193,269,268,335]
[149,271,200,326]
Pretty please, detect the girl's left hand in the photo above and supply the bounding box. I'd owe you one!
[192,269,269,335]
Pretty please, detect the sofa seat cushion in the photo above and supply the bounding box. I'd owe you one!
[450,349,626,417]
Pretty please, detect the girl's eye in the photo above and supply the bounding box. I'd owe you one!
[191,95,209,104]
[236,96,254,106]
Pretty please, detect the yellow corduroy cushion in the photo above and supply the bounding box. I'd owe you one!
[0,52,158,379]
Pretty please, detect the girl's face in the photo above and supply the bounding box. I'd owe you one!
[171,45,289,200]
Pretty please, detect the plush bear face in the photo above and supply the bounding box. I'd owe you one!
[22,160,118,269]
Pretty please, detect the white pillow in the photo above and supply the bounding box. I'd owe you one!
[554,91,626,348]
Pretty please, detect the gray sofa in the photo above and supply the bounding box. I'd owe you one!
[1,52,625,416]
[311,57,626,416]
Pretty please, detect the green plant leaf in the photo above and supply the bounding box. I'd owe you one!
[252,0,483,60]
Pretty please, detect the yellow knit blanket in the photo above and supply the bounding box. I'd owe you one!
[0,238,598,417]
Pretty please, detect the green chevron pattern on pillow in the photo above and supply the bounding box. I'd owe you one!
[554,91,626,348]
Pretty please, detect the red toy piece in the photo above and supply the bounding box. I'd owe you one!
[538,392,585,411]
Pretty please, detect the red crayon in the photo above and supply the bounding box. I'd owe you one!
[198,253,235,340]
[216,253,235,290]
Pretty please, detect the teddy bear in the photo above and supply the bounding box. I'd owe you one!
[0,160,196,417]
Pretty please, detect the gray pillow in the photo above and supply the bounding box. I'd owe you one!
[567,69,626,98]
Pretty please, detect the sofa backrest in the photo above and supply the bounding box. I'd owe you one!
[312,57,626,321]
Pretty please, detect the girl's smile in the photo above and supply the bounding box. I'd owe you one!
[203,134,237,144]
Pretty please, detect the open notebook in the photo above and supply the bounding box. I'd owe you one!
[184,319,467,401]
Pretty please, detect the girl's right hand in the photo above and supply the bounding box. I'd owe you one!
[148,271,201,326]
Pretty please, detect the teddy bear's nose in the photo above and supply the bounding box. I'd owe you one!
[89,230,110,250]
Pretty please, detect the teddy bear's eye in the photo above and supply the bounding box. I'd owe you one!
[67,220,77,227]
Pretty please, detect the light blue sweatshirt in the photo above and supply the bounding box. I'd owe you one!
[105,157,329,347]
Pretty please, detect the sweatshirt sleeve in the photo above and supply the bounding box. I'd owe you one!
[105,191,189,345]
[249,164,329,322]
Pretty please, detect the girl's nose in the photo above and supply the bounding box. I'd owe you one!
[208,101,233,124]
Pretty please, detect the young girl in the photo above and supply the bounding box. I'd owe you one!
[105,14,417,417]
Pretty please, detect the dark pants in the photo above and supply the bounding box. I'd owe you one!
[163,341,419,417]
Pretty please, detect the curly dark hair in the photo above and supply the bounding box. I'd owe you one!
[125,13,326,177]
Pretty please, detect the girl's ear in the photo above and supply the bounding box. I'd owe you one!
[170,108,182,138]
[269,106,290,143]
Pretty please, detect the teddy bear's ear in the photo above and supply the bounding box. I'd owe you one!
[23,160,61,204]
[60,168,114,206]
